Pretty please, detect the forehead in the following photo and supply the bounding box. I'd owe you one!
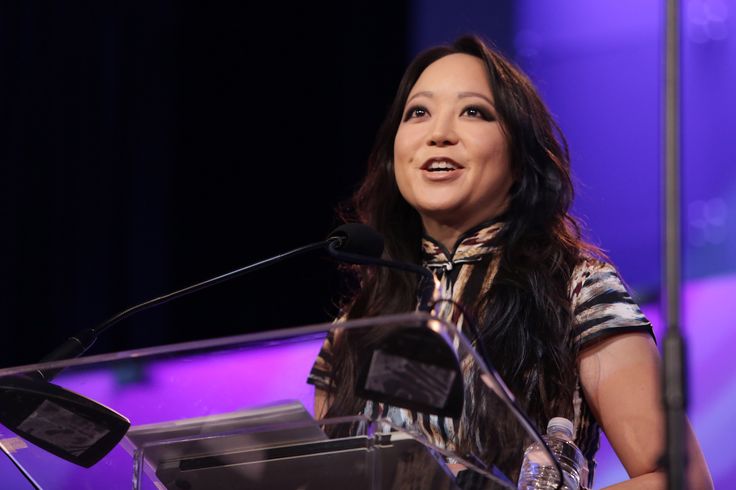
[409,53,492,98]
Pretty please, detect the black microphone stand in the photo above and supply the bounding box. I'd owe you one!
[663,0,688,488]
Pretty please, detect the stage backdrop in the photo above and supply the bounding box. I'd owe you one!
[412,0,736,486]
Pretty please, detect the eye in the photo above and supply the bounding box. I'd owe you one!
[404,105,428,121]
[462,105,495,121]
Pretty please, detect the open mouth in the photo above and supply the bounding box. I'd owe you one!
[422,159,463,172]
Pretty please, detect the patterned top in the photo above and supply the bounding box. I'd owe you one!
[308,219,653,487]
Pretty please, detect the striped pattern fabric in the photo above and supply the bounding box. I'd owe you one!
[308,329,335,391]
[308,220,653,487]
[571,260,652,348]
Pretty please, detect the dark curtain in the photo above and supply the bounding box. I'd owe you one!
[0,2,409,368]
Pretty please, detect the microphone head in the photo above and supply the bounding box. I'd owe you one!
[328,223,384,258]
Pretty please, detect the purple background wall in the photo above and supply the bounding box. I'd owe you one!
[412,0,736,487]
[512,1,736,485]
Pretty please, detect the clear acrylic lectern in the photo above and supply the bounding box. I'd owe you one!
[0,312,516,490]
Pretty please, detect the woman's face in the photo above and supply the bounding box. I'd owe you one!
[393,53,513,237]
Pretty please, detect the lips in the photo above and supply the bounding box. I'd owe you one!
[420,157,464,172]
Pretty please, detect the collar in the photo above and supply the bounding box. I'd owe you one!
[421,218,505,269]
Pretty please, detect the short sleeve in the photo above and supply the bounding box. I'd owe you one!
[570,259,654,350]
[306,329,336,391]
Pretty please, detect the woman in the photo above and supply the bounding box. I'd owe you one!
[308,35,712,489]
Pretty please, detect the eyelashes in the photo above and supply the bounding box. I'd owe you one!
[402,104,496,122]
[403,105,428,121]
[462,105,496,121]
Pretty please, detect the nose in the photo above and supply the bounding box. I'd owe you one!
[427,113,458,147]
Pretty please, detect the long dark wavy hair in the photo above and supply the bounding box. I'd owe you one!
[324,35,598,479]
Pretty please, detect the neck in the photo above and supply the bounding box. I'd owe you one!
[420,198,510,251]
[422,214,504,252]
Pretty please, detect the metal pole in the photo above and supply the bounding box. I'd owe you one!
[663,0,687,488]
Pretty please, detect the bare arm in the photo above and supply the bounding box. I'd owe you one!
[578,333,712,489]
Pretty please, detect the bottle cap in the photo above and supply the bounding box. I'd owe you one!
[547,417,574,437]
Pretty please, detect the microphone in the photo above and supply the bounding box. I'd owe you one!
[0,224,383,469]
[326,225,443,313]
[327,223,384,258]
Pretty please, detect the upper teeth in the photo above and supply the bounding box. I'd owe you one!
[428,160,458,170]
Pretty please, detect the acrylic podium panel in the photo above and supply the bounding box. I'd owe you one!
[125,411,462,490]
[0,312,514,490]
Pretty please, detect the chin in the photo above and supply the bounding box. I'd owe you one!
[415,200,461,213]
[415,203,467,223]
[412,194,465,212]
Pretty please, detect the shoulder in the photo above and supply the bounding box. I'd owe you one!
[306,317,346,390]
[569,257,654,351]
[569,256,618,296]
[569,256,629,313]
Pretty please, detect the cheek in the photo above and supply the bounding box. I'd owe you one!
[392,156,411,199]
[392,137,415,202]
[393,138,406,171]
[393,131,412,183]
[393,125,422,167]
[471,132,511,172]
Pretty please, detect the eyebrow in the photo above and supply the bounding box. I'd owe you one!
[407,91,495,106]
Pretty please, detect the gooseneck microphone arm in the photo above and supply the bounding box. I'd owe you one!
[37,237,349,381]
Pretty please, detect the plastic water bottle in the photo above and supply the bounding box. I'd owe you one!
[517,417,589,490]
